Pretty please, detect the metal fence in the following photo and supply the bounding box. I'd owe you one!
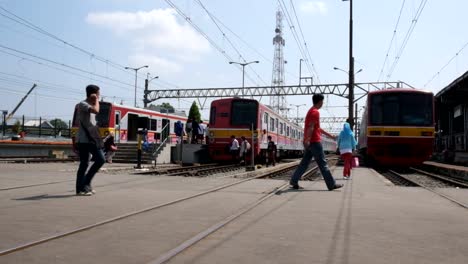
[1,115,72,138]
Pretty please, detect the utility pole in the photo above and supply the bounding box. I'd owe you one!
[144,73,158,108]
[290,104,305,124]
[229,61,259,97]
[345,0,355,130]
[125,65,148,108]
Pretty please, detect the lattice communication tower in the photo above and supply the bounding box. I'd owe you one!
[270,9,287,116]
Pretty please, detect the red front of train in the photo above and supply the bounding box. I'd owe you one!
[208,98,261,162]
[208,98,305,162]
[358,89,435,166]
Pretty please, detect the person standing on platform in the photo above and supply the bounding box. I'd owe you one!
[75,84,105,196]
[239,136,251,165]
[289,94,343,191]
[337,122,357,179]
[197,121,205,144]
[185,118,192,143]
[204,124,210,144]
[266,135,277,167]
[191,119,200,144]
[229,135,240,164]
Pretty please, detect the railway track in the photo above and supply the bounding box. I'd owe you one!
[0,161,312,257]
[387,170,468,209]
[147,164,323,264]
[409,167,468,188]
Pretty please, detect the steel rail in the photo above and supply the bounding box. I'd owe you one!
[410,167,468,188]
[0,180,74,191]
[389,170,468,209]
[0,163,299,256]
[148,182,291,264]
[148,164,322,264]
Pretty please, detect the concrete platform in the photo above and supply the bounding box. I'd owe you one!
[0,163,467,263]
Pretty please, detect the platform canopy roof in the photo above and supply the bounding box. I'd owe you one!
[436,70,468,106]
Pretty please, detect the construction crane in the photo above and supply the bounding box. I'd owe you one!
[6,83,37,122]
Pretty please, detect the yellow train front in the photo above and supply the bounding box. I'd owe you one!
[358,89,435,166]
[208,98,304,163]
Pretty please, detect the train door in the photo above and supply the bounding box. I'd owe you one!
[263,112,269,143]
[161,118,170,142]
[114,111,121,142]
[127,114,138,141]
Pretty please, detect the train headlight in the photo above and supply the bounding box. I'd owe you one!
[209,132,214,137]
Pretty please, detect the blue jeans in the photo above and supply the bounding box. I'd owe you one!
[76,143,105,193]
[290,142,336,190]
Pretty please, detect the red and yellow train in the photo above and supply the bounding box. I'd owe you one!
[358,89,435,166]
[71,101,187,144]
[207,97,336,163]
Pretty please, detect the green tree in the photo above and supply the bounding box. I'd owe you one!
[160,102,174,112]
[50,118,69,129]
[147,102,175,112]
[188,101,201,122]
[12,120,21,134]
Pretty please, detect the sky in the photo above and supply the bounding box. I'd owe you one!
[1,0,468,131]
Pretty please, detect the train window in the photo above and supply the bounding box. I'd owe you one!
[280,123,284,134]
[287,126,290,136]
[210,107,216,125]
[370,93,433,126]
[275,118,279,129]
[96,103,110,127]
[149,119,157,131]
[270,117,275,131]
[115,111,120,126]
[264,113,269,123]
[231,100,258,127]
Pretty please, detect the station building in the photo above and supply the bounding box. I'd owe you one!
[435,70,468,164]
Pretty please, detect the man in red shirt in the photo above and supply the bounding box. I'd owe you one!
[289,94,344,191]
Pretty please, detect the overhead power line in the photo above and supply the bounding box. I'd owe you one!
[424,39,468,88]
[385,0,428,81]
[377,0,406,82]
[193,0,266,86]
[0,6,132,75]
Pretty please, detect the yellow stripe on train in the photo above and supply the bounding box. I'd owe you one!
[367,127,435,137]
[71,127,116,137]
[210,129,259,138]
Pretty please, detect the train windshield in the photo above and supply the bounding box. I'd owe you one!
[231,100,258,127]
[370,93,433,126]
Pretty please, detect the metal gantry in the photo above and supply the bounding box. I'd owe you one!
[144,81,412,108]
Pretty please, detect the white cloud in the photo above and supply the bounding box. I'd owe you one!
[86,8,211,73]
[299,1,328,15]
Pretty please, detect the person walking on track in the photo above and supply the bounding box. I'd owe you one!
[289,94,344,191]
[75,84,105,196]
